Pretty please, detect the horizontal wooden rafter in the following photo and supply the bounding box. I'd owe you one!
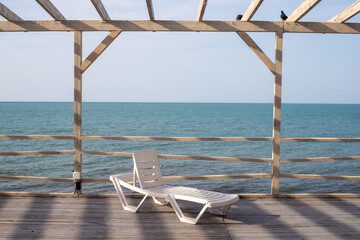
[0,3,22,21]
[81,30,122,73]
[36,0,66,21]
[329,0,360,23]
[91,0,110,21]
[0,20,359,34]
[286,0,321,22]
[241,0,263,21]
[196,0,208,21]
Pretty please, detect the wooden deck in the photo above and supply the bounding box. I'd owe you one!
[0,196,360,239]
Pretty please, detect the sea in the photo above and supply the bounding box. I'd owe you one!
[0,102,359,194]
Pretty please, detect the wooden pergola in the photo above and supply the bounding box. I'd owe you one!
[1,0,360,197]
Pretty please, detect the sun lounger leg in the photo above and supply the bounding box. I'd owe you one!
[167,195,208,225]
[113,178,129,208]
[152,196,169,205]
[112,178,148,212]
[209,204,231,216]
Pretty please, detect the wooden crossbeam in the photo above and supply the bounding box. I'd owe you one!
[236,32,275,75]
[241,0,263,21]
[286,0,321,22]
[91,0,110,21]
[329,0,360,23]
[36,0,66,21]
[196,0,208,21]
[0,3,23,21]
[145,0,155,21]
[0,21,360,34]
[81,31,122,73]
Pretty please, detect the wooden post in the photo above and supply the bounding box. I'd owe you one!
[271,30,283,195]
[74,31,82,194]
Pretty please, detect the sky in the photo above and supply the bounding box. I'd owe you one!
[0,0,359,104]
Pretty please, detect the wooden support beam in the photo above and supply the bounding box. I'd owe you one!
[36,0,66,21]
[90,0,111,21]
[271,31,283,196]
[236,32,275,75]
[196,0,208,21]
[81,31,121,73]
[241,0,263,21]
[0,3,23,21]
[286,0,321,22]
[74,31,83,194]
[145,0,155,21]
[0,20,360,34]
[329,0,360,23]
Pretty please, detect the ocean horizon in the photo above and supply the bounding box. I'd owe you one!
[0,102,359,194]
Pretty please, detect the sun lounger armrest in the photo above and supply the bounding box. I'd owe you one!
[110,172,133,182]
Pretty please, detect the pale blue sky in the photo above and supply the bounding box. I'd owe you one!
[0,0,359,103]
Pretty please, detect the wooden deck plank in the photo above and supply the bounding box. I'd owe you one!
[1,197,360,239]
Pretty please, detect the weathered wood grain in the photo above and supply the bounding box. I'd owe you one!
[91,0,111,21]
[81,150,273,162]
[196,0,208,21]
[0,3,23,21]
[286,0,321,22]
[1,197,360,239]
[241,0,263,21]
[36,0,66,21]
[271,31,283,196]
[81,136,273,141]
[329,0,360,23]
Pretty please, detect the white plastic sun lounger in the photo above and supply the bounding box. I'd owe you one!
[110,149,239,224]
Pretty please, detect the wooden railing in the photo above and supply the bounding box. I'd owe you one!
[1,134,360,197]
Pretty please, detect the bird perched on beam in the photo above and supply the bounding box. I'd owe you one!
[236,14,243,20]
[280,11,288,21]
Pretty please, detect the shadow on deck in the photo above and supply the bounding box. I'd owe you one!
[0,196,360,239]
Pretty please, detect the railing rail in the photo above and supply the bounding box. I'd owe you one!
[1,134,360,196]
[2,134,359,142]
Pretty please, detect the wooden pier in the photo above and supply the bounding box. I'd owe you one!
[1,196,360,239]
[1,1,360,238]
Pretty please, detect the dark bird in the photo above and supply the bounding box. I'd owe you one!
[236,14,243,21]
[280,11,288,21]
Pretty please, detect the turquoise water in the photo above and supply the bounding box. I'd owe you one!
[0,102,359,194]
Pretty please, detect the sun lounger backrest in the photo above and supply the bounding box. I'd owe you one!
[132,149,164,189]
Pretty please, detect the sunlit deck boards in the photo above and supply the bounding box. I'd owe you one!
[0,196,359,239]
